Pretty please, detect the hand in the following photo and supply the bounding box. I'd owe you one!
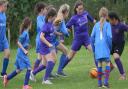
[54,19,61,26]
[24,50,28,55]
[48,44,53,48]
[94,19,96,23]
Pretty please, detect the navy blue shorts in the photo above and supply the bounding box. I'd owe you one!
[111,41,125,56]
[71,37,91,51]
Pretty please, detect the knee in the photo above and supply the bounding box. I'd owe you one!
[65,48,68,55]
[87,46,92,52]
[113,53,120,59]
[106,61,110,66]
[4,50,10,58]
[63,49,68,55]
[37,54,42,59]
[43,64,46,66]
[86,44,92,50]
[53,58,57,63]
[48,59,56,63]
[68,50,76,59]
[52,55,57,63]
[47,56,56,63]
[42,60,47,66]
[98,62,102,67]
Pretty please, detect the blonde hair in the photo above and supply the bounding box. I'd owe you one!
[99,7,108,18]
[57,4,70,20]
[99,7,108,31]
[58,4,70,14]
[54,4,70,25]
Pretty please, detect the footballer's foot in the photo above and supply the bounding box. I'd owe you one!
[56,71,67,77]
[119,74,127,80]
[22,85,32,89]
[1,73,7,78]
[98,84,102,88]
[42,80,53,85]
[3,75,8,87]
[30,71,36,82]
[49,74,56,80]
[103,83,110,88]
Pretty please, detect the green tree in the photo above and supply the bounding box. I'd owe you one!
[7,0,128,46]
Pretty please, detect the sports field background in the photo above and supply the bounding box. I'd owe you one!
[0,45,128,89]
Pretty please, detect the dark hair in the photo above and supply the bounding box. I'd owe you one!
[108,12,120,22]
[74,0,83,14]
[46,5,54,10]
[20,17,32,34]
[34,2,46,14]
[45,8,57,23]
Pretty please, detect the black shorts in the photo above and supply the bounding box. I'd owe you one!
[111,41,125,56]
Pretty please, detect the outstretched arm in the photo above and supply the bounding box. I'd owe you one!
[121,23,128,32]
[87,12,96,23]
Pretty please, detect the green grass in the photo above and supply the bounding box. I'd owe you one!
[0,45,128,89]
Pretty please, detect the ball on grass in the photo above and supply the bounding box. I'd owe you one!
[89,68,98,79]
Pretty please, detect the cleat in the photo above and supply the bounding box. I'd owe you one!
[3,75,8,87]
[42,80,53,85]
[22,85,32,89]
[49,74,56,80]
[30,71,36,82]
[56,72,67,77]
[119,74,127,80]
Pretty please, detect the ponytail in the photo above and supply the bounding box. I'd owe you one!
[19,17,32,34]
[99,7,108,31]
[45,8,57,23]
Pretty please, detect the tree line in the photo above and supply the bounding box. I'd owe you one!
[7,0,128,46]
